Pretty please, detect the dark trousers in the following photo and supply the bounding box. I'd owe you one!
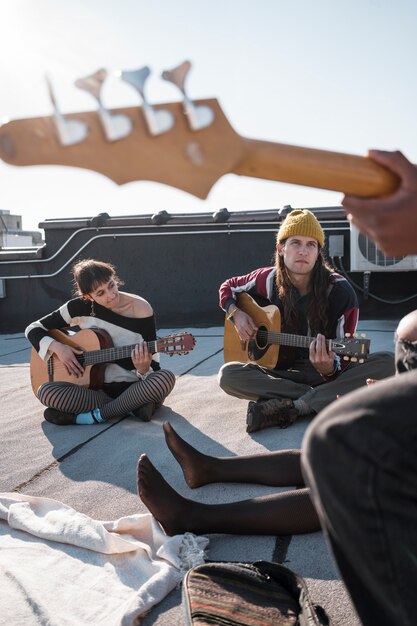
[302,339,417,626]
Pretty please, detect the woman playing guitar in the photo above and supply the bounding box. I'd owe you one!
[26,259,175,425]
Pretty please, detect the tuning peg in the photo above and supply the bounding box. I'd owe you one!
[350,357,358,362]
[46,75,89,146]
[118,66,174,136]
[361,333,366,338]
[343,356,349,361]
[161,60,214,131]
[345,332,351,338]
[75,68,132,142]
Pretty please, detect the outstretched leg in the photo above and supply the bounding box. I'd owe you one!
[163,421,304,488]
[137,454,320,536]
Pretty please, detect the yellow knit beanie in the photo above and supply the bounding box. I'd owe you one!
[277,209,325,247]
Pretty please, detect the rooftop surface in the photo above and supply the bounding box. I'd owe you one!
[0,320,397,625]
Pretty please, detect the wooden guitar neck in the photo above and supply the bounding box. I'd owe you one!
[0,98,400,198]
[235,137,398,197]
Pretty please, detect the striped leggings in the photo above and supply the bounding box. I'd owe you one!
[37,369,176,419]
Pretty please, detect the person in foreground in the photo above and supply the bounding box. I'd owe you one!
[218,208,394,433]
[26,259,175,425]
[137,421,320,536]
[302,150,417,626]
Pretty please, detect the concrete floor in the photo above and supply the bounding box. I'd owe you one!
[0,320,398,625]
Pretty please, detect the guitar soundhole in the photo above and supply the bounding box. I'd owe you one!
[247,326,269,361]
[255,326,268,349]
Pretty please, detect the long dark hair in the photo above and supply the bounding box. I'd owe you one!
[275,245,335,335]
[71,259,124,297]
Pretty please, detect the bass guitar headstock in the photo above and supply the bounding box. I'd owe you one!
[0,60,399,198]
[0,61,243,199]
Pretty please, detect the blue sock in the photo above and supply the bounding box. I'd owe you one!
[75,408,105,425]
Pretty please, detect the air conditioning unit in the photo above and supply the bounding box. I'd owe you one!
[350,224,417,272]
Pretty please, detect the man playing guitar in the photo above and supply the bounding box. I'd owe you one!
[219,209,394,432]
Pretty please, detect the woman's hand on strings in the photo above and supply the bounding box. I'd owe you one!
[50,341,84,377]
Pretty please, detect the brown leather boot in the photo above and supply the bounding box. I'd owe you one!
[246,398,298,433]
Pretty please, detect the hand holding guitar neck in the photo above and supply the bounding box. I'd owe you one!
[0,60,400,198]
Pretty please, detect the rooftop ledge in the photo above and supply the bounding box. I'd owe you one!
[38,207,347,230]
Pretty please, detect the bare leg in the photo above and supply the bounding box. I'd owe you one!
[163,421,304,488]
[137,454,320,536]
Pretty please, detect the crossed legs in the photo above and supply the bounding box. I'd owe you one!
[38,370,176,420]
[138,422,320,536]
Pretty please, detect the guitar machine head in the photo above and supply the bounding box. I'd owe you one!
[0,60,399,198]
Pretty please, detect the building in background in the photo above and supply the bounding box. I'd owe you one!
[0,210,43,248]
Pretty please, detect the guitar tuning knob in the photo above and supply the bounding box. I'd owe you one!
[345,332,351,338]
[75,68,107,100]
[162,60,189,93]
[46,75,89,146]
[161,60,214,131]
[75,68,132,142]
[118,66,174,136]
[119,66,150,98]
[343,356,349,361]
[350,357,358,362]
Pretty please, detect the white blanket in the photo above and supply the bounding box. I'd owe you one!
[0,492,208,625]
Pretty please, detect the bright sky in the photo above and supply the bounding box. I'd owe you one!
[0,0,416,234]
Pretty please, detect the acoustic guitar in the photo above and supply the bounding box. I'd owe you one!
[0,62,399,199]
[224,292,370,369]
[30,328,195,395]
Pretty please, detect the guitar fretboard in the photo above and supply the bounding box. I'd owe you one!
[257,330,332,351]
[80,340,159,366]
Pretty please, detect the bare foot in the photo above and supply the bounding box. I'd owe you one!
[137,453,200,536]
[163,421,215,488]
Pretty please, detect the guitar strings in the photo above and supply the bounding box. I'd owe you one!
[44,335,193,373]
[253,329,366,357]
[255,330,328,348]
